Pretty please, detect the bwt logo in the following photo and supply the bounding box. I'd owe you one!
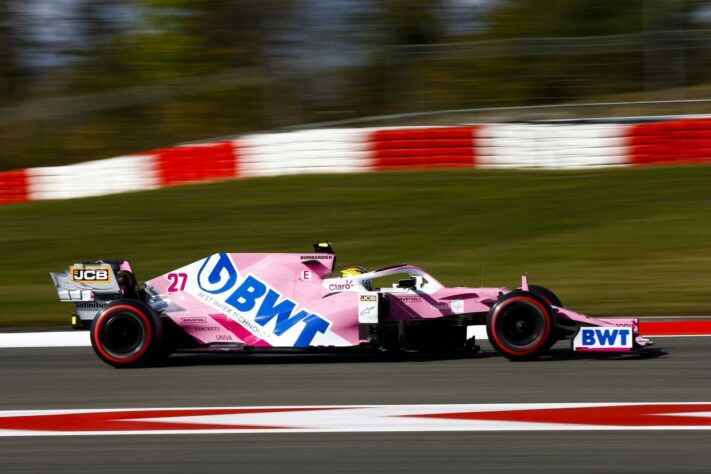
[573,326,633,351]
[581,328,629,346]
[197,253,330,347]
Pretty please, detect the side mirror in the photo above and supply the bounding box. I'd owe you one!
[313,241,334,254]
[398,278,416,289]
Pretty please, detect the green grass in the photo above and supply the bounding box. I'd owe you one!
[3,166,711,326]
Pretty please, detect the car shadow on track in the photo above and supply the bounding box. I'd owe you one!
[149,347,667,368]
[537,347,668,362]
[156,351,485,368]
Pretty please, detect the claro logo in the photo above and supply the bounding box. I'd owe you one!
[71,266,111,283]
[197,253,331,347]
[329,281,354,291]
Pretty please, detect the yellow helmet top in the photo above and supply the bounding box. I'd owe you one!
[340,265,368,278]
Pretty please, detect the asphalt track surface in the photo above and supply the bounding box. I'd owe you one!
[2,337,711,473]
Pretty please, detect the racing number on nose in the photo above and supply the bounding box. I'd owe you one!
[167,273,187,293]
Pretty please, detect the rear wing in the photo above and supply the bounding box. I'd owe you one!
[50,260,133,328]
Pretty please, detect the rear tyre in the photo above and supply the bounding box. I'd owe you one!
[528,284,563,307]
[90,300,163,368]
[486,291,557,361]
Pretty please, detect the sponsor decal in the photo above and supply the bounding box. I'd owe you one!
[398,296,422,302]
[359,307,375,317]
[300,255,333,260]
[300,270,312,280]
[216,334,234,341]
[71,266,111,283]
[612,322,635,328]
[450,300,464,314]
[183,326,220,332]
[180,317,208,324]
[328,280,354,291]
[358,293,378,324]
[430,300,464,313]
[196,253,331,347]
[573,327,633,352]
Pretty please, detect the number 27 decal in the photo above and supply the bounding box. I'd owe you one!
[167,273,187,293]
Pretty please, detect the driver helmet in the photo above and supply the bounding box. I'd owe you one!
[340,265,371,290]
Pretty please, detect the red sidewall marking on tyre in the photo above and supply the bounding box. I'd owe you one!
[93,305,152,364]
[490,296,551,356]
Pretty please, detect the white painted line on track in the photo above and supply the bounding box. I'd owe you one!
[0,331,90,348]
[2,403,711,436]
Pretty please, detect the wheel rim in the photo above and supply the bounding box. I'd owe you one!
[101,312,147,359]
[500,305,540,346]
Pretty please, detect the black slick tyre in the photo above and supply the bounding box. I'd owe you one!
[528,284,563,307]
[486,291,557,361]
[90,300,163,368]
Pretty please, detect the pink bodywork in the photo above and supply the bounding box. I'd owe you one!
[145,252,650,349]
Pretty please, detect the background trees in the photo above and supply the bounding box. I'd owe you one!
[1,0,709,170]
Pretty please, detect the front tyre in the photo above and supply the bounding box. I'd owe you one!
[528,284,563,307]
[486,291,557,361]
[90,300,163,368]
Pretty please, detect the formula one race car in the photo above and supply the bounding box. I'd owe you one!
[50,243,653,367]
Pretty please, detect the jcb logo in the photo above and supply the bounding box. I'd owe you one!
[71,266,111,283]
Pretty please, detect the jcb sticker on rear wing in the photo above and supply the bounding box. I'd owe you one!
[70,265,112,283]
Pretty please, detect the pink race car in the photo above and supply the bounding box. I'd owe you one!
[51,242,653,367]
